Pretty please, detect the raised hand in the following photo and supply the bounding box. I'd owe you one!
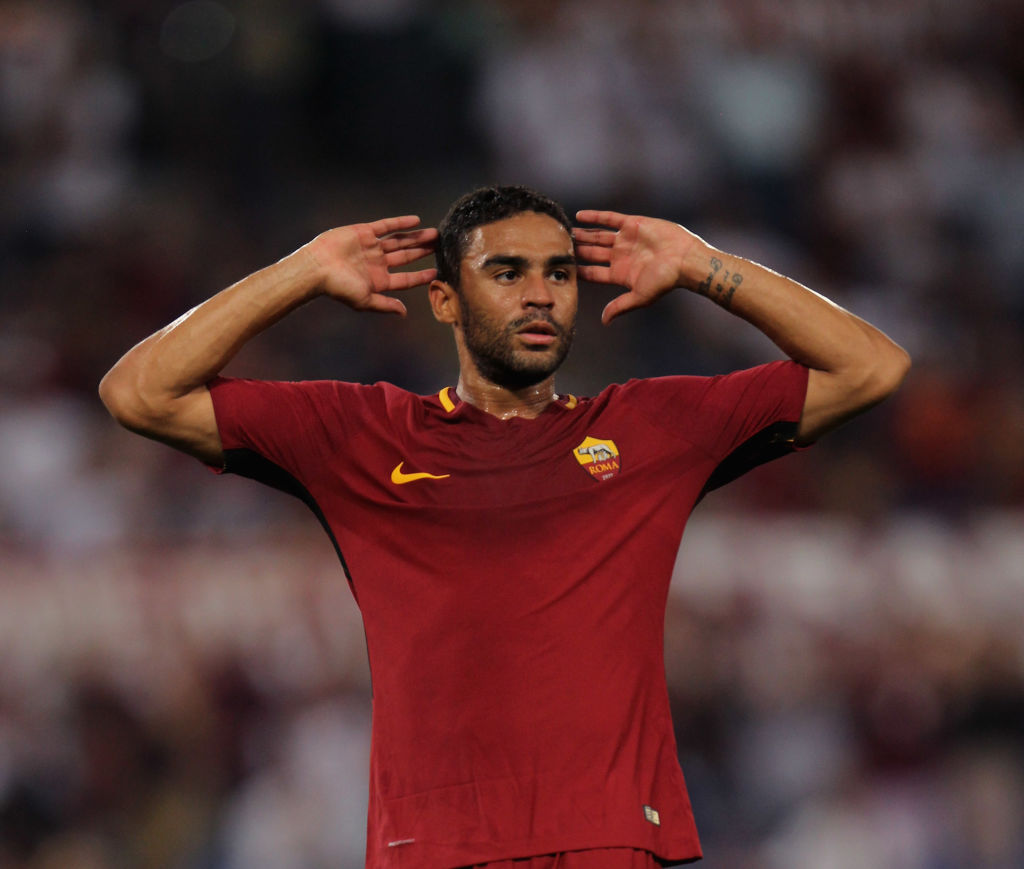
[573,210,705,325]
[301,216,438,316]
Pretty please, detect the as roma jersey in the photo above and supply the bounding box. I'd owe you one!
[207,361,809,868]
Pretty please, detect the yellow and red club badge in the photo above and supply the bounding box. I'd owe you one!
[573,436,621,482]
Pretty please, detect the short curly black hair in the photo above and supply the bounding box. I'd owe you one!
[436,186,572,288]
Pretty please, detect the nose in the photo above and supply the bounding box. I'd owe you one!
[521,272,554,309]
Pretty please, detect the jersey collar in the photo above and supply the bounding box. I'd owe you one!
[437,387,578,415]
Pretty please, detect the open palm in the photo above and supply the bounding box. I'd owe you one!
[574,210,702,324]
[303,216,438,316]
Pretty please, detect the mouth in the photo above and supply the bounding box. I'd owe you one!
[515,320,558,346]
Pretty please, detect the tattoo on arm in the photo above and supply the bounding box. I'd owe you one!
[696,257,743,311]
[719,271,743,309]
[696,257,722,297]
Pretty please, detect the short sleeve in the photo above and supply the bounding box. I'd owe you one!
[204,376,385,495]
[623,360,810,491]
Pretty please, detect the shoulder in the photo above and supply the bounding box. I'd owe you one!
[591,374,715,410]
[583,362,808,446]
[600,361,807,407]
[209,376,416,408]
[207,377,431,437]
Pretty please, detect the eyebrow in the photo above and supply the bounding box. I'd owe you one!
[480,254,577,270]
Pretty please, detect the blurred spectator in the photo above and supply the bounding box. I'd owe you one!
[2,1,1023,866]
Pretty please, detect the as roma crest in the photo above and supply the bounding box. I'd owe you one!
[573,436,621,482]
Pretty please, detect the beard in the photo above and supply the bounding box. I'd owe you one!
[461,306,576,390]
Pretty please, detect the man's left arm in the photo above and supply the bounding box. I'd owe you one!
[574,211,911,444]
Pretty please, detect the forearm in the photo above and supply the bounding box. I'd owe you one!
[679,241,910,440]
[100,249,320,421]
[574,208,910,440]
[682,243,906,379]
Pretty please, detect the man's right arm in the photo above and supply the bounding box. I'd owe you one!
[98,217,437,466]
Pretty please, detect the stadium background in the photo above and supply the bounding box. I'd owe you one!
[2,0,1023,866]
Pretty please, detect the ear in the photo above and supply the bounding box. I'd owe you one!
[429,279,460,325]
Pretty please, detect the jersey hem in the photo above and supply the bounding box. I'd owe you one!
[370,831,702,868]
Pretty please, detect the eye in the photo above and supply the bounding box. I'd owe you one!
[494,269,519,283]
[549,269,571,282]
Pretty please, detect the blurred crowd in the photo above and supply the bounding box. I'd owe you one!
[1,0,1022,866]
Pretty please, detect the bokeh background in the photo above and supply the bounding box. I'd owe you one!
[2,1,1023,866]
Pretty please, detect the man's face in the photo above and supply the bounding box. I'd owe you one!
[455,212,578,389]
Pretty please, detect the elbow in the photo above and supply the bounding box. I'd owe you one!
[877,341,912,398]
[800,341,911,442]
[98,366,159,433]
[858,341,912,407]
[98,367,135,427]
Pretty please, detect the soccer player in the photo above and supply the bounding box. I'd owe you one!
[99,186,910,868]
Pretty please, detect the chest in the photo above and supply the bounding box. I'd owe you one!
[314,404,714,515]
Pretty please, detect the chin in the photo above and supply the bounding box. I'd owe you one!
[484,358,559,390]
[468,336,572,389]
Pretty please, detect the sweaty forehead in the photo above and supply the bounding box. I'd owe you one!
[462,213,573,266]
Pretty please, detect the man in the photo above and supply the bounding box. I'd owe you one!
[99,186,910,868]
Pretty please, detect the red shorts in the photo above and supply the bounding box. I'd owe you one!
[469,849,663,869]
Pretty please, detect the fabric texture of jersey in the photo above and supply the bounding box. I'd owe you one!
[206,361,809,868]
[471,847,664,868]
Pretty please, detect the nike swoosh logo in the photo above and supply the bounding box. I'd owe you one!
[390,461,450,485]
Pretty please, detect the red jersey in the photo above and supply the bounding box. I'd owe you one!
[207,361,809,868]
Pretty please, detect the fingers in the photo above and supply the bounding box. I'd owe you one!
[380,227,439,253]
[384,246,436,268]
[576,209,628,229]
[574,244,611,266]
[363,294,409,317]
[368,215,425,236]
[577,264,614,284]
[572,228,617,247]
[387,267,438,291]
[600,292,646,326]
